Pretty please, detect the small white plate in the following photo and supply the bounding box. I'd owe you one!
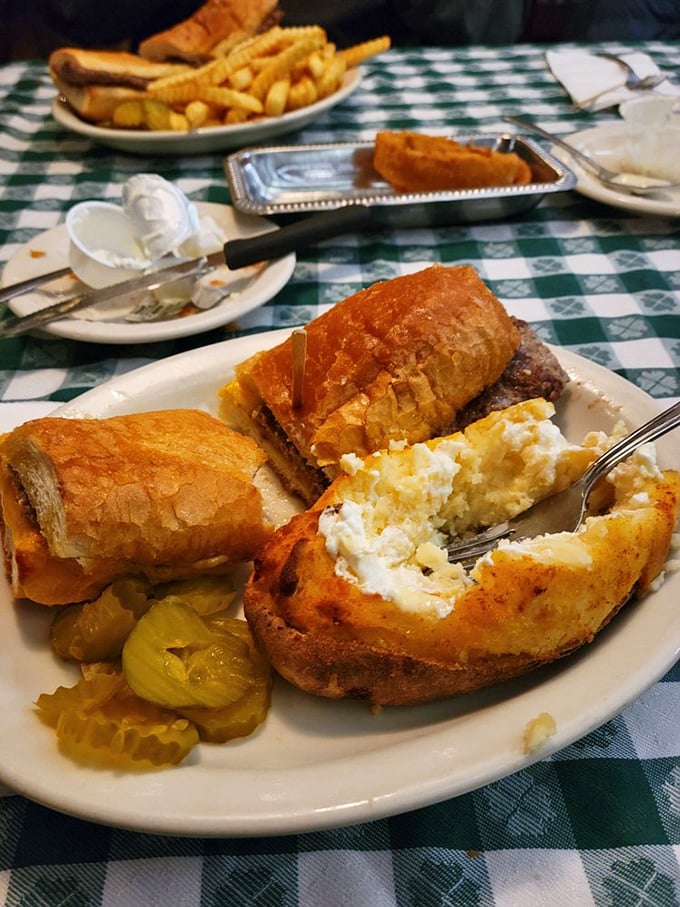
[0,333,678,837]
[1,203,295,344]
[552,123,680,217]
[51,69,362,156]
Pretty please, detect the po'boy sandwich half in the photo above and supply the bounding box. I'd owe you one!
[0,409,276,606]
[219,264,569,505]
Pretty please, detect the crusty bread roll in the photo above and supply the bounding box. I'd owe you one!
[244,398,680,706]
[373,131,533,192]
[0,409,273,605]
[220,265,522,504]
[139,0,281,63]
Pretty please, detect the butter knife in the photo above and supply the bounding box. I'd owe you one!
[0,252,223,339]
[0,265,74,304]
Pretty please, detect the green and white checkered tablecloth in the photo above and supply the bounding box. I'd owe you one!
[0,41,679,907]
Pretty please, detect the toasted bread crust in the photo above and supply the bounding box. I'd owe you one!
[49,48,189,85]
[139,0,281,62]
[1,409,272,604]
[220,265,521,502]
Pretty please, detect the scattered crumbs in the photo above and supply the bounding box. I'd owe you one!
[29,249,46,258]
[522,711,557,754]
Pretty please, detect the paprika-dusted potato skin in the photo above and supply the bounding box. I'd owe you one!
[245,437,680,707]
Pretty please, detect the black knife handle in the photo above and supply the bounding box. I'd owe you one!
[223,204,374,270]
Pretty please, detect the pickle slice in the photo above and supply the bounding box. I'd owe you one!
[50,578,151,663]
[180,678,271,743]
[122,599,255,710]
[36,673,199,768]
[152,574,239,616]
[182,615,272,742]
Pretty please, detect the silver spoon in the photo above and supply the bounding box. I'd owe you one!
[504,116,680,196]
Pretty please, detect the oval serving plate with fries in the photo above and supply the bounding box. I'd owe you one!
[51,28,388,155]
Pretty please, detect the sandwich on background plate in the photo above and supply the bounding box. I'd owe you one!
[219,264,569,505]
[48,49,191,122]
[139,0,282,62]
[49,0,282,121]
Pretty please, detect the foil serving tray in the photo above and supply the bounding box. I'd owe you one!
[224,134,576,225]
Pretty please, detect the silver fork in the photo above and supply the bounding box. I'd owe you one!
[575,52,667,110]
[447,400,680,567]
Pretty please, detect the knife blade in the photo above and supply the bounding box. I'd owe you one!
[0,265,74,304]
[0,252,224,339]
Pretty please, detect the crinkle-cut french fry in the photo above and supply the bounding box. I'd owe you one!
[250,36,325,101]
[169,111,189,131]
[144,83,195,105]
[147,57,223,94]
[184,99,211,129]
[213,25,282,60]
[264,77,290,117]
[199,85,264,114]
[315,56,347,99]
[338,35,391,68]
[112,100,146,128]
[306,50,326,81]
[247,55,278,73]
[228,66,253,91]
[224,107,250,125]
[286,75,318,111]
[208,26,286,83]
[277,25,327,44]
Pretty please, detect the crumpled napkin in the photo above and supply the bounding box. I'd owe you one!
[546,49,679,112]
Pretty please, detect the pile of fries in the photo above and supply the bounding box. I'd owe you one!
[111,27,390,132]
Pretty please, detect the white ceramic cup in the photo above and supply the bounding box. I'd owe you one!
[65,201,150,288]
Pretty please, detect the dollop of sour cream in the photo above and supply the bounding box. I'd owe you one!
[122,174,200,261]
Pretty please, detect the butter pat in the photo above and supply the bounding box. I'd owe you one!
[123,174,199,260]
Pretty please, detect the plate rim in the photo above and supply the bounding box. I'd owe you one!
[1,202,296,344]
[0,334,678,837]
[51,68,363,155]
[553,122,680,217]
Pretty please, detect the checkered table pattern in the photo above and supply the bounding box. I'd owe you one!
[1,41,680,907]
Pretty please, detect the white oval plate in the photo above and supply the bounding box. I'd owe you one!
[552,123,680,217]
[2,203,295,344]
[0,334,678,837]
[51,69,362,156]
